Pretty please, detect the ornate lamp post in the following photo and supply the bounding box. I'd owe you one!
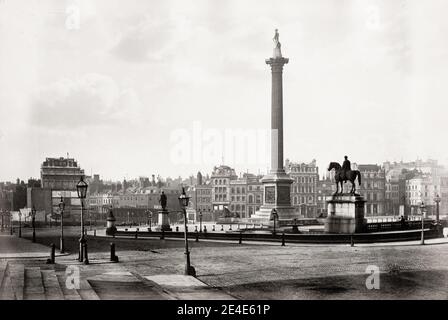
[179,187,195,276]
[271,208,278,235]
[76,176,88,263]
[434,194,441,224]
[58,197,65,253]
[199,210,203,233]
[31,206,36,243]
[420,201,426,245]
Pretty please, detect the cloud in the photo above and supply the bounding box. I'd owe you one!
[30,73,143,129]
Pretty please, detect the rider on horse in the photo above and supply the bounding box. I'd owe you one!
[342,156,351,182]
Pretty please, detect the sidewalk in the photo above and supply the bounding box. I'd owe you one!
[0,232,68,259]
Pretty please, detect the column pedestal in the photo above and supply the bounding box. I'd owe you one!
[324,194,367,234]
[155,209,172,231]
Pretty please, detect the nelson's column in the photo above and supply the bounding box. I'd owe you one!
[251,29,296,223]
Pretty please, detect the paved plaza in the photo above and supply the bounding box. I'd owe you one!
[0,227,447,300]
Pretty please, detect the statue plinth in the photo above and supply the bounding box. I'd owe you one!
[106,209,117,236]
[324,194,367,234]
[155,209,172,231]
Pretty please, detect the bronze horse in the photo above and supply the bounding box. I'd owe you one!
[328,162,362,194]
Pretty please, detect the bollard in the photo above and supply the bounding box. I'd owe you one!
[203,226,207,233]
[110,243,119,262]
[94,229,97,237]
[160,229,165,240]
[195,225,198,232]
[83,243,89,265]
[212,225,215,232]
[237,224,240,230]
[229,225,232,231]
[47,243,55,264]
[239,231,242,244]
[220,225,224,231]
[135,229,138,239]
[176,226,179,232]
[350,236,354,247]
[195,231,199,242]
[281,232,285,246]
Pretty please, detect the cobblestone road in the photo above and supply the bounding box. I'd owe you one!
[13,228,448,299]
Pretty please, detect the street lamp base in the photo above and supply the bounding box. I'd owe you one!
[185,265,196,277]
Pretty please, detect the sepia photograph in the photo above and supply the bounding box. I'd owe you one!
[0,0,447,316]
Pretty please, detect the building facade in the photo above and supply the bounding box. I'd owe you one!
[210,165,237,212]
[316,178,334,217]
[285,159,319,218]
[406,175,439,216]
[357,164,386,216]
[41,157,85,190]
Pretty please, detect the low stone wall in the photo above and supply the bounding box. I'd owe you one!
[114,228,441,244]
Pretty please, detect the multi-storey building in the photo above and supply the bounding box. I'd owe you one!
[247,177,263,218]
[285,159,319,218]
[316,177,334,217]
[210,165,237,212]
[406,175,439,216]
[27,157,86,223]
[357,164,386,216]
[385,174,401,216]
[88,193,114,219]
[41,157,85,190]
[229,179,247,218]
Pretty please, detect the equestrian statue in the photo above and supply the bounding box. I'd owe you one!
[328,156,362,195]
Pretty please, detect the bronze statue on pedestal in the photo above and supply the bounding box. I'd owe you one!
[328,156,362,194]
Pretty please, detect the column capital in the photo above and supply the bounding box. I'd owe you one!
[265,57,289,66]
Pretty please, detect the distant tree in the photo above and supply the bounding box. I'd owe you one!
[13,182,27,210]
[27,178,41,188]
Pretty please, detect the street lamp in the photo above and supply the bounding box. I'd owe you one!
[420,201,426,245]
[178,187,195,276]
[434,194,441,224]
[31,206,36,243]
[76,176,88,264]
[271,208,278,235]
[58,197,65,253]
[199,210,203,233]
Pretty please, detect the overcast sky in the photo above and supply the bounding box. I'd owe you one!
[1,0,448,182]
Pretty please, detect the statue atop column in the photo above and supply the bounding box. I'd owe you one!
[272,29,282,58]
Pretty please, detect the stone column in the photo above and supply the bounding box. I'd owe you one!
[250,32,296,223]
[266,57,289,175]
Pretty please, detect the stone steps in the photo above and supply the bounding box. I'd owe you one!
[0,262,15,300]
[0,261,232,300]
[42,269,64,300]
[8,263,25,300]
[56,273,82,300]
[0,261,99,300]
